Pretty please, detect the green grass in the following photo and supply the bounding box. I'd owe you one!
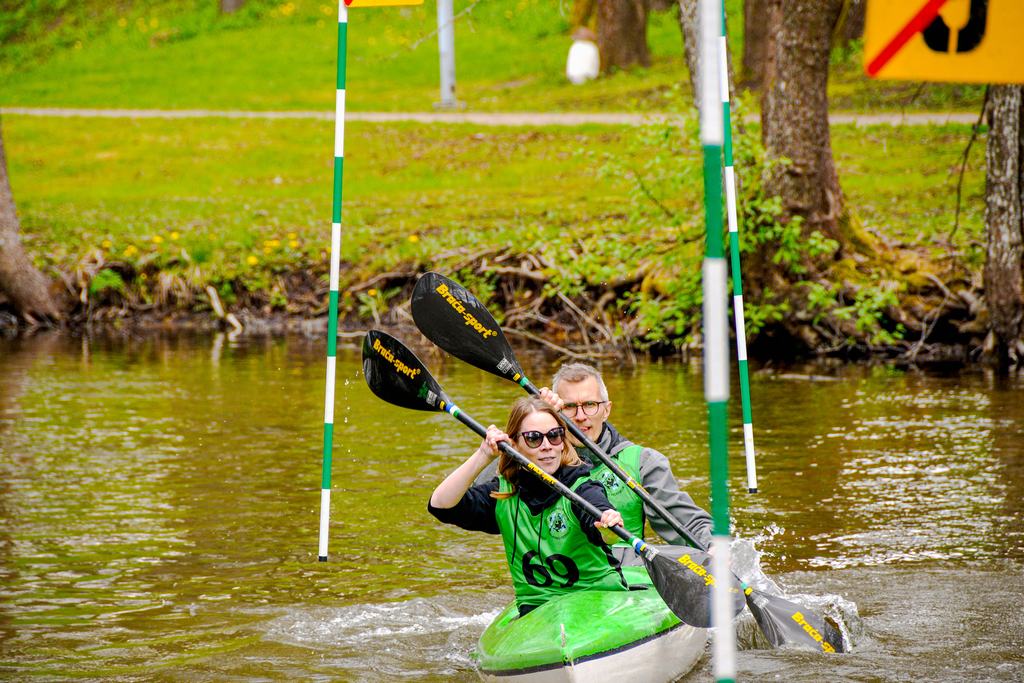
[5,114,671,304]
[5,112,986,312]
[0,0,983,113]
[833,123,986,257]
[0,0,702,112]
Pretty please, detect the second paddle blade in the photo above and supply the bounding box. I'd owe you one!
[411,272,527,383]
[643,546,745,629]
[745,590,846,653]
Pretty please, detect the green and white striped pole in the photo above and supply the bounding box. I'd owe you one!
[719,6,758,494]
[318,0,349,562]
[317,0,423,561]
[700,1,736,680]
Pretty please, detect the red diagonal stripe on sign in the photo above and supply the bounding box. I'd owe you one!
[866,0,950,76]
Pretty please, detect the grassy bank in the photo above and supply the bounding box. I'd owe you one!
[1,0,983,113]
[0,1,991,357]
[4,110,986,348]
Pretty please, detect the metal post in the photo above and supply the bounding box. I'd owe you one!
[436,0,459,108]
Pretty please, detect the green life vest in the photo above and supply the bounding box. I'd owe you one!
[494,475,626,611]
[587,445,645,539]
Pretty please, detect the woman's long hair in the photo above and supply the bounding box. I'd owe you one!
[491,396,581,499]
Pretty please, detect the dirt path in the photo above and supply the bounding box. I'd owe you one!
[0,107,980,127]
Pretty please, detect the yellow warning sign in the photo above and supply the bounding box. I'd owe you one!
[865,0,1024,84]
[345,0,422,6]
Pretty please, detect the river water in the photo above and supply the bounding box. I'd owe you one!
[1,333,1021,681]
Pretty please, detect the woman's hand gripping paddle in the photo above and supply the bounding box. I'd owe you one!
[410,272,845,654]
[362,329,743,629]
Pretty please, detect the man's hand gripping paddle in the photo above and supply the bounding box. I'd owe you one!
[362,329,744,629]
[410,272,845,653]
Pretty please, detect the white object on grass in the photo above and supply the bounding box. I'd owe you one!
[566,40,599,84]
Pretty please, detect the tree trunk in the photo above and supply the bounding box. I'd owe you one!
[983,85,1024,370]
[838,0,866,44]
[596,0,650,73]
[220,0,245,14]
[742,0,768,89]
[572,0,598,33]
[676,0,737,111]
[0,121,60,322]
[761,0,846,245]
[676,0,700,103]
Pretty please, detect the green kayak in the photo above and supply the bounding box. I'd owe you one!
[474,565,708,682]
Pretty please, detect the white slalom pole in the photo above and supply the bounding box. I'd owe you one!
[720,6,758,494]
[699,1,736,680]
[318,1,349,562]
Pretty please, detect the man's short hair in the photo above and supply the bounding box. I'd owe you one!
[551,362,609,401]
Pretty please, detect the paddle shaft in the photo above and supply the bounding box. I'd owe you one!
[450,406,643,549]
[518,379,709,553]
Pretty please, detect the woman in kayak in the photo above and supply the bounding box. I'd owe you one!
[428,396,628,616]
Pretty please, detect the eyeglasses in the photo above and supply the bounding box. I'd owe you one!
[561,401,607,417]
[515,427,565,448]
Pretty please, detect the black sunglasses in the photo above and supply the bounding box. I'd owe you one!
[515,427,565,448]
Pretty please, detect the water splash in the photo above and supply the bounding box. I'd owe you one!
[262,597,500,679]
[730,528,862,653]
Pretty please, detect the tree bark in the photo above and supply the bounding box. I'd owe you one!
[572,0,597,33]
[676,0,737,111]
[742,0,769,89]
[837,0,866,44]
[0,120,59,322]
[676,0,700,104]
[761,0,846,245]
[597,0,650,73]
[984,85,1024,370]
[220,0,245,14]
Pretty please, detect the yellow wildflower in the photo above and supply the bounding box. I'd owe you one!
[289,240,300,249]
[407,234,420,243]
[367,288,378,297]
[102,240,113,249]
[247,255,259,266]
[170,231,180,241]
[152,235,164,244]
[123,245,138,257]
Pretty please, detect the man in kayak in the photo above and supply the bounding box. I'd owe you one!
[428,396,628,616]
[543,362,713,558]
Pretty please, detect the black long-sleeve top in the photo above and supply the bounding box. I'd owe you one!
[428,463,615,546]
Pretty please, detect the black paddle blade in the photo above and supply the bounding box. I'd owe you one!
[745,589,845,653]
[411,272,527,384]
[362,330,453,413]
[641,545,745,629]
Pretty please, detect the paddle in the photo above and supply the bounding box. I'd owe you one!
[362,329,744,630]
[410,271,845,654]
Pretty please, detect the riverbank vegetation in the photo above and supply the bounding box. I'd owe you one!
[0,1,994,363]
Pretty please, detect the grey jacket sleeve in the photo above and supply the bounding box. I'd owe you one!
[638,447,713,550]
